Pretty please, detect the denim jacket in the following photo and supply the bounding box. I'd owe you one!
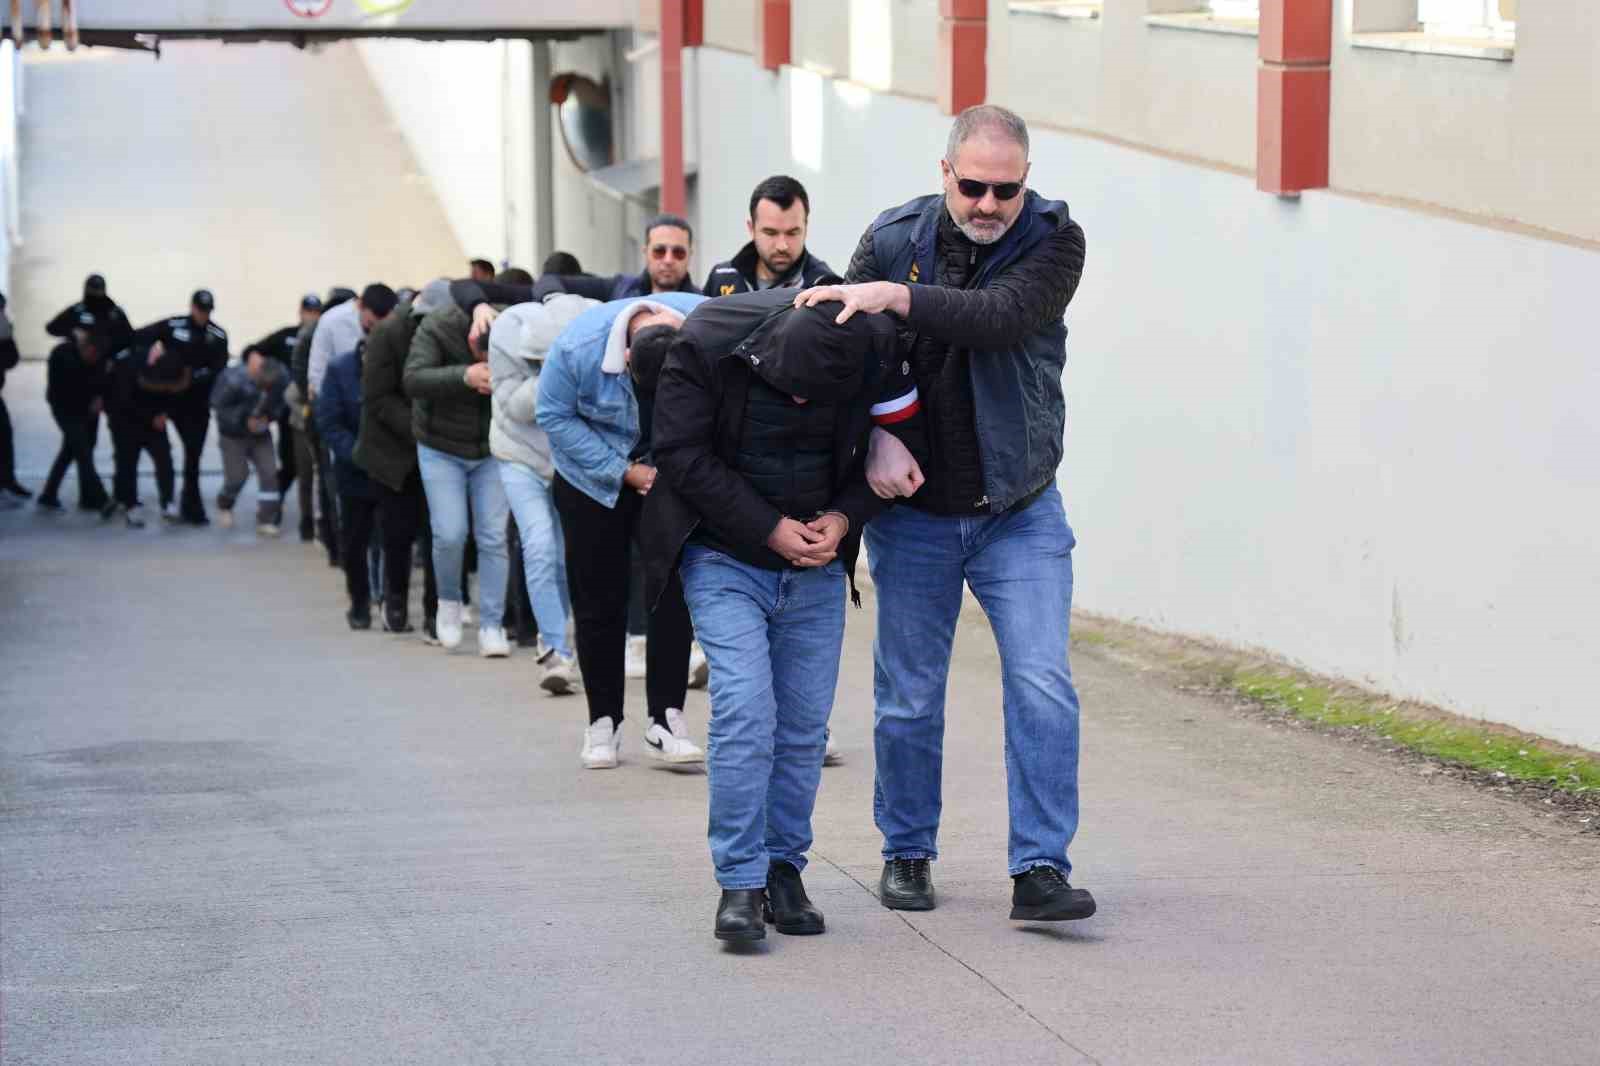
[536,292,706,508]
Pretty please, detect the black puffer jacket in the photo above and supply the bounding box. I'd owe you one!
[644,289,926,609]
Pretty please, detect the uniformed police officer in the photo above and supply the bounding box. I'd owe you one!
[46,274,134,354]
[702,176,834,298]
[134,290,228,524]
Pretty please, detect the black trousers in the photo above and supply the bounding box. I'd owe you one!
[0,394,17,487]
[552,473,692,727]
[505,512,536,641]
[173,408,210,519]
[340,492,380,610]
[110,417,174,509]
[375,470,437,623]
[42,412,108,506]
[275,416,297,499]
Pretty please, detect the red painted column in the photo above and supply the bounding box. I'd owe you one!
[757,0,791,71]
[1257,0,1331,194]
[937,0,986,116]
[660,0,688,215]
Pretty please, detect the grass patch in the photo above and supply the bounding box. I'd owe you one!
[1221,669,1600,795]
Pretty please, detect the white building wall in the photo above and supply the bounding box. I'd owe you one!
[0,42,20,293]
[692,45,1600,752]
[355,38,540,272]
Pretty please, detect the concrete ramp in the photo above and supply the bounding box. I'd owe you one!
[12,40,463,354]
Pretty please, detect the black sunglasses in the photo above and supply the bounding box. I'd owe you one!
[949,166,1026,202]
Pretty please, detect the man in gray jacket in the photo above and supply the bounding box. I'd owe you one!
[210,345,289,534]
[488,294,597,694]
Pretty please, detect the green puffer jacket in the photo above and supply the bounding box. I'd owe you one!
[402,304,491,461]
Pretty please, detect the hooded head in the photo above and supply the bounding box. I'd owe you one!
[412,278,452,318]
[751,303,871,403]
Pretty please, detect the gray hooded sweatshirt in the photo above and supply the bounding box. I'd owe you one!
[488,294,597,479]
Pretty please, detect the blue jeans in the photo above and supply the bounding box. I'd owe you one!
[680,545,846,890]
[499,462,572,657]
[417,443,509,627]
[865,484,1080,877]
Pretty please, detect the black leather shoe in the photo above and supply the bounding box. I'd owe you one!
[1010,866,1096,922]
[382,604,413,633]
[715,889,766,942]
[879,858,935,911]
[347,605,372,631]
[763,862,825,935]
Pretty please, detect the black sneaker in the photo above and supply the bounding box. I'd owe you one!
[878,858,935,911]
[1009,866,1096,922]
[382,604,412,633]
[421,616,441,646]
[298,517,315,543]
[1,482,31,500]
[36,496,63,512]
[347,605,372,631]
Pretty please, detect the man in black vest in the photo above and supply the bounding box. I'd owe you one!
[702,176,834,298]
[796,104,1093,925]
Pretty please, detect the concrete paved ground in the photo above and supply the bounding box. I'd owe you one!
[4,35,1599,1066]
[4,377,1600,1066]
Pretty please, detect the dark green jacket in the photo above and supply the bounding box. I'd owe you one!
[354,302,422,491]
[403,305,491,460]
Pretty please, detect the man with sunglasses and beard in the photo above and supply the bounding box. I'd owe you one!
[795,104,1093,926]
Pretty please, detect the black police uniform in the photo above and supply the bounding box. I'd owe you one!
[46,299,134,352]
[132,294,227,522]
[105,343,178,515]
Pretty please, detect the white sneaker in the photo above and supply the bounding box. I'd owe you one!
[256,522,281,537]
[624,634,648,680]
[581,717,620,769]
[436,600,464,650]
[824,730,843,767]
[539,649,580,695]
[644,708,705,764]
[478,626,510,658]
[687,641,709,690]
[217,508,235,529]
[461,603,475,626]
[160,503,180,525]
[125,505,148,529]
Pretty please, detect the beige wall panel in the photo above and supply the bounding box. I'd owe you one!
[995,10,1103,133]
[1506,0,1600,240]
[793,0,851,77]
[704,0,756,54]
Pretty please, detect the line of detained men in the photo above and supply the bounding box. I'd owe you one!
[464,104,1092,942]
[20,102,1091,944]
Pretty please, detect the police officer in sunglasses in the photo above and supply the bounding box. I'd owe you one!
[795,104,1094,927]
